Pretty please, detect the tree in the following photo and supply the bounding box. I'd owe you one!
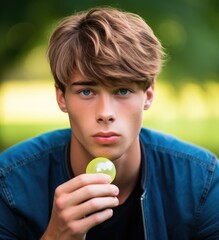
[1,0,219,85]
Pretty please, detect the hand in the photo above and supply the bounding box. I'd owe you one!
[41,173,119,240]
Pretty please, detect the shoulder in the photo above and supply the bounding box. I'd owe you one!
[140,128,219,237]
[0,129,72,234]
[0,128,72,171]
[139,127,217,169]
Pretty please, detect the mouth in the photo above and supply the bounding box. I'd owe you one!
[92,132,120,144]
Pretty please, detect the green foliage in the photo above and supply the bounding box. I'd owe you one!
[0,80,218,157]
[1,0,219,84]
[0,1,218,158]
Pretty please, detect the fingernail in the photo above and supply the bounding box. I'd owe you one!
[114,187,119,195]
[105,175,112,183]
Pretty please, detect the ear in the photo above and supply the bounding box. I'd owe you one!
[55,85,67,113]
[144,84,154,110]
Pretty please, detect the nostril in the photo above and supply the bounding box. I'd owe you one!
[97,116,115,123]
[97,118,103,122]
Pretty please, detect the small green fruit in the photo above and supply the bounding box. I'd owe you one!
[86,157,116,183]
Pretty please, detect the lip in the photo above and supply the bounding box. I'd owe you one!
[92,132,120,144]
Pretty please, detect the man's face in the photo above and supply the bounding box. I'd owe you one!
[56,73,154,161]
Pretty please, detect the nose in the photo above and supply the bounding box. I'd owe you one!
[96,94,115,124]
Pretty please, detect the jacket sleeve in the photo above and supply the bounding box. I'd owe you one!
[194,155,219,239]
[0,195,22,239]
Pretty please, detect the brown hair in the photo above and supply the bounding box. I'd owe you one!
[47,7,164,92]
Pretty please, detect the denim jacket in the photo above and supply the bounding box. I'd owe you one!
[0,128,219,239]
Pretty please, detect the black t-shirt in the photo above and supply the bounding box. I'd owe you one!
[86,176,145,240]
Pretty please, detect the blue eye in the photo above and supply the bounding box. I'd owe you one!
[80,89,92,96]
[117,89,131,95]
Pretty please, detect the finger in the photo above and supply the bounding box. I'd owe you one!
[56,173,112,195]
[61,196,119,220]
[55,184,119,210]
[66,208,114,235]
[80,196,119,218]
[85,208,114,228]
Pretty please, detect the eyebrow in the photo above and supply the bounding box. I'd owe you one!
[70,81,97,86]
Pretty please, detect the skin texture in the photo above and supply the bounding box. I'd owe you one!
[41,73,154,240]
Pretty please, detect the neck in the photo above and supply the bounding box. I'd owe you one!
[70,137,92,176]
[70,135,142,204]
[113,142,141,204]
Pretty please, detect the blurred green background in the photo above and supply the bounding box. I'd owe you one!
[0,0,218,156]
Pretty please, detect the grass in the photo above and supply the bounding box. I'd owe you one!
[0,79,218,157]
[143,118,219,156]
[1,118,218,157]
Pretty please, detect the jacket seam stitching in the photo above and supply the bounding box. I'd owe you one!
[191,157,216,236]
[144,143,212,169]
[0,144,66,176]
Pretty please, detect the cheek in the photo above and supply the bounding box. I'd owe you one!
[67,105,94,135]
[130,101,145,129]
[132,109,144,128]
[121,102,144,134]
[127,99,145,120]
[68,109,85,127]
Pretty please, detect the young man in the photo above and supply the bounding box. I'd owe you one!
[0,7,219,240]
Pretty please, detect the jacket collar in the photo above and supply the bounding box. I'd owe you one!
[139,138,148,192]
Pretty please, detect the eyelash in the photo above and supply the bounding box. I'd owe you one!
[77,88,133,97]
[117,89,132,96]
[78,89,93,96]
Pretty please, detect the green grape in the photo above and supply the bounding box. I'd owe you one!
[86,157,116,183]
